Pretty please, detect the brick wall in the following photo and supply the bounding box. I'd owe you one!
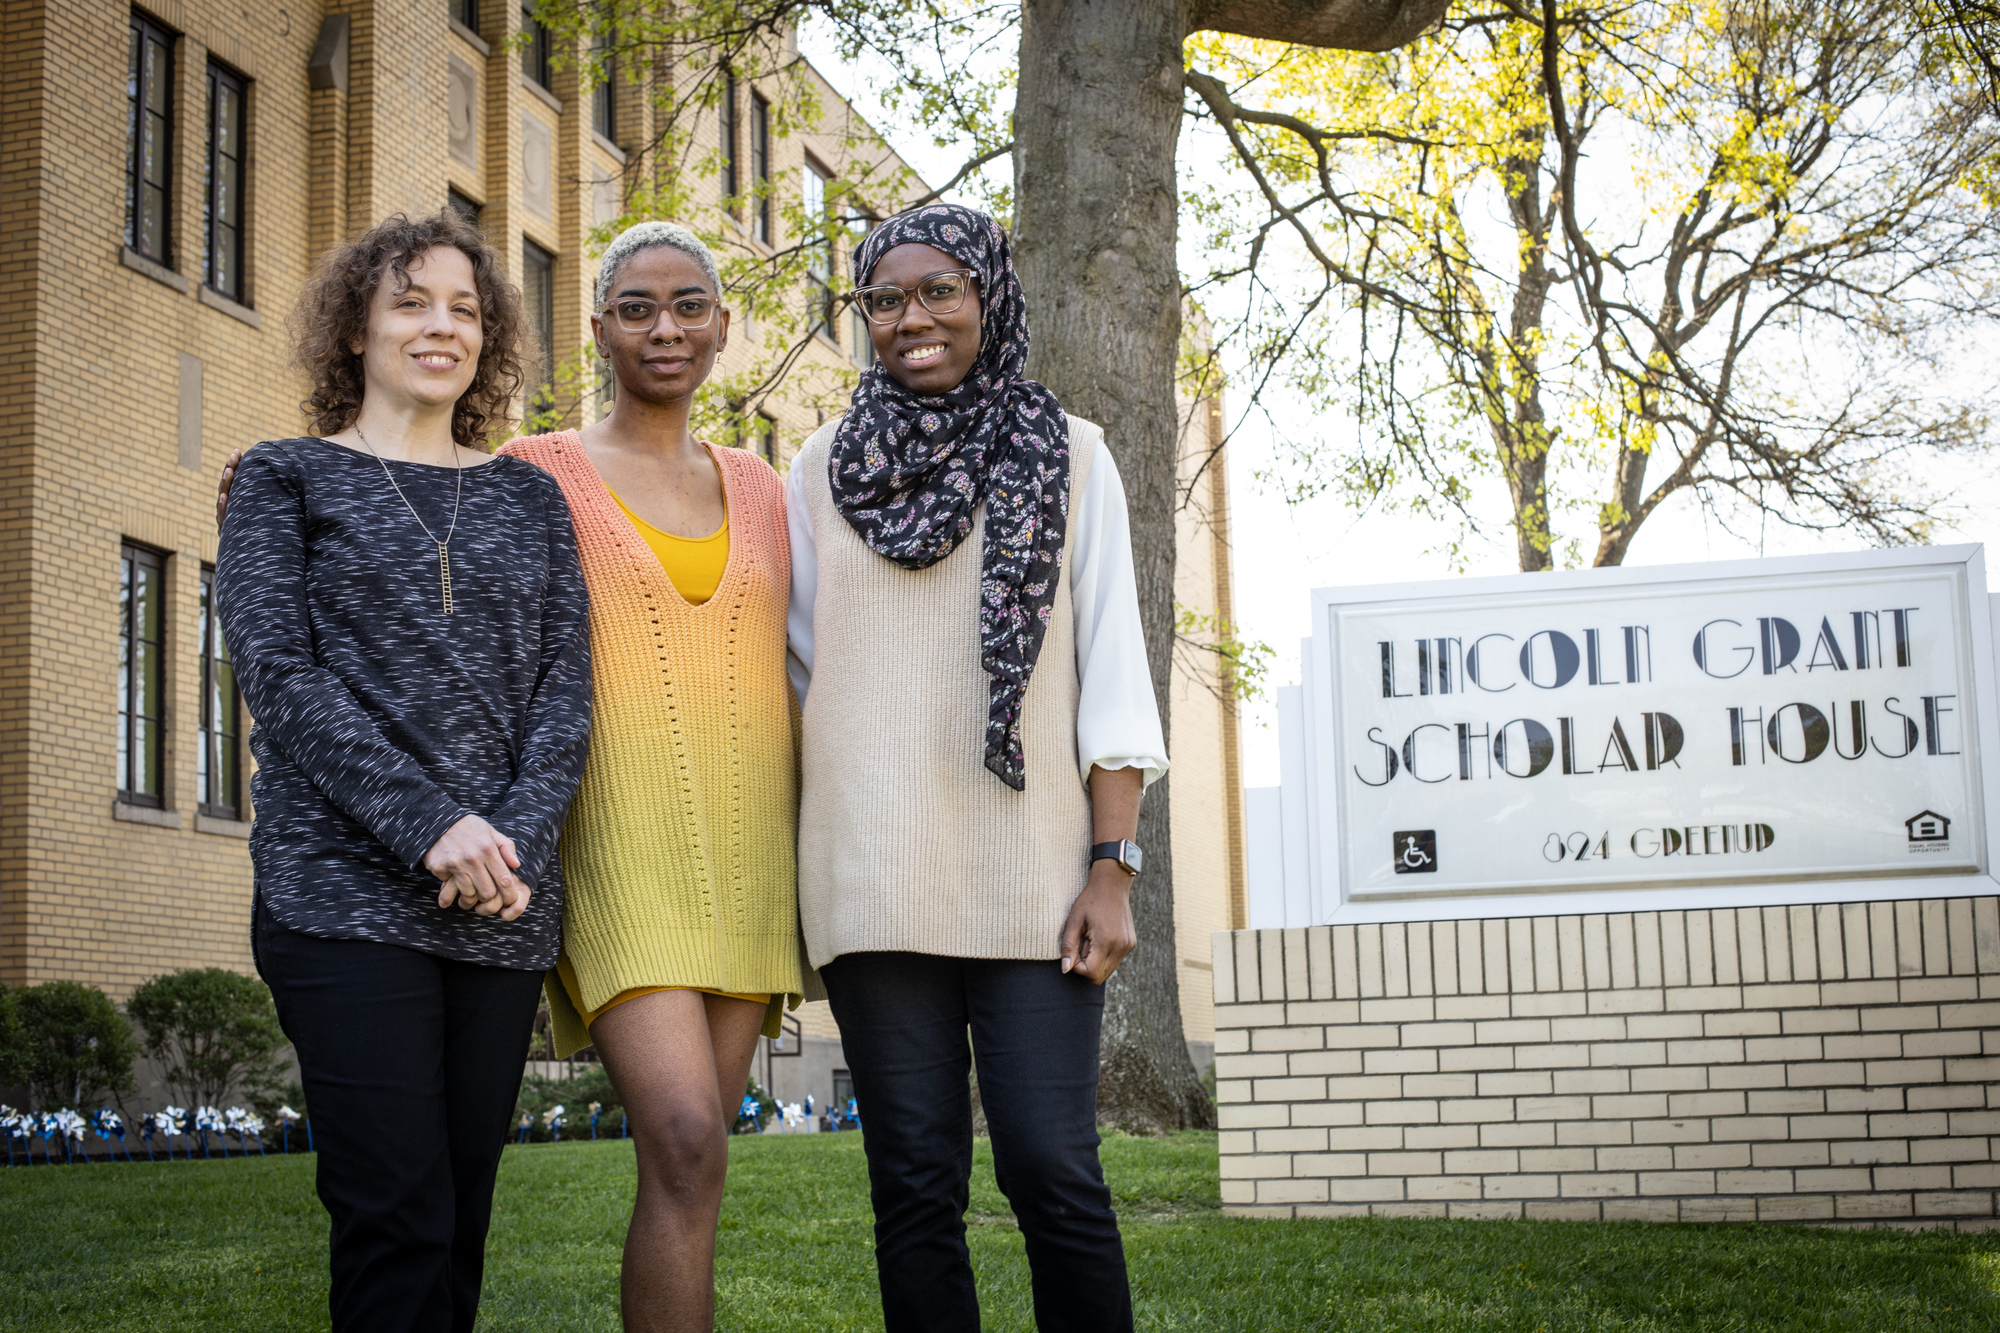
[0,1,937,996]
[1212,896,2000,1228]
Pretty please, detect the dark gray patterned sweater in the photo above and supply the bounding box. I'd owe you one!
[216,436,592,969]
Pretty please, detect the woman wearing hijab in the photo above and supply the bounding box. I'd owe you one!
[786,203,1166,1333]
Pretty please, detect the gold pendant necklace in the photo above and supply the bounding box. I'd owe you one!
[355,425,465,614]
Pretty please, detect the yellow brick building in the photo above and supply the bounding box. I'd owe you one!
[0,0,1243,1073]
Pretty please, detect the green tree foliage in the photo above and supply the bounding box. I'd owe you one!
[1927,0,2000,102]
[518,0,981,441]
[12,980,138,1110]
[127,968,289,1111]
[1186,0,2000,570]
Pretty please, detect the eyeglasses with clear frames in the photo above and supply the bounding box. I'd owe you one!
[603,295,720,334]
[850,269,976,325]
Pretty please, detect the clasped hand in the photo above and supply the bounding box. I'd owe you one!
[425,814,532,921]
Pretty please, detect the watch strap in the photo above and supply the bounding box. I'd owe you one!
[1091,839,1142,875]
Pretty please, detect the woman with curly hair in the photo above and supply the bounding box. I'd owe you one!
[214,211,592,1333]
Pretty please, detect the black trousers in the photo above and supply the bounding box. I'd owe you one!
[822,953,1133,1333]
[254,901,544,1333]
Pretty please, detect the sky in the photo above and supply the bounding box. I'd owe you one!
[796,18,2000,789]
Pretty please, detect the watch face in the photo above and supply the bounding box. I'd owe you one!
[1123,842,1143,875]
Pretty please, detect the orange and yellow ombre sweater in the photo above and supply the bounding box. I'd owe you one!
[501,432,804,1057]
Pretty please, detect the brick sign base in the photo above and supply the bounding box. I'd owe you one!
[1212,897,2000,1228]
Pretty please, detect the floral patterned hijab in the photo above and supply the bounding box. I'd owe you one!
[828,204,1072,791]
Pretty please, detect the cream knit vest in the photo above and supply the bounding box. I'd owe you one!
[796,413,1098,968]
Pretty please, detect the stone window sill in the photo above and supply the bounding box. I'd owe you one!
[449,16,490,56]
[195,812,252,838]
[120,246,188,293]
[113,800,182,829]
[593,130,627,164]
[199,286,261,328]
[521,75,563,114]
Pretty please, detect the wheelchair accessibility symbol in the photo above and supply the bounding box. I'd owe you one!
[1392,830,1437,874]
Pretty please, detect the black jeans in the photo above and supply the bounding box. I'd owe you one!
[254,901,544,1333]
[821,953,1133,1333]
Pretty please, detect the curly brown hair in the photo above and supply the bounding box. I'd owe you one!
[292,212,527,449]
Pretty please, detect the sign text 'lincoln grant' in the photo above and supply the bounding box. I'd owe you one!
[1322,557,1989,900]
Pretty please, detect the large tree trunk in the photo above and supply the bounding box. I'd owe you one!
[1014,0,1212,1133]
[1012,0,1448,1132]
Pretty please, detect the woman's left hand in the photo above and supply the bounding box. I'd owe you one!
[1060,863,1137,984]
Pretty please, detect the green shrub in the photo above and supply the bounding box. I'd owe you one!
[513,1063,623,1139]
[13,980,138,1110]
[0,986,25,1089]
[127,968,288,1110]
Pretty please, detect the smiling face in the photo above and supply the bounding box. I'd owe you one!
[355,245,483,413]
[591,245,729,407]
[864,242,982,396]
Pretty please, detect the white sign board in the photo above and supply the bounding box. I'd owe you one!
[1260,547,2000,925]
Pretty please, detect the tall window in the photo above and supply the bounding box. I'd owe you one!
[803,160,835,341]
[757,411,778,465]
[522,240,555,406]
[125,13,175,263]
[521,5,552,89]
[118,544,167,807]
[592,40,615,139]
[458,0,480,35]
[851,302,874,367]
[204,63,248,302]
[718,70,738,202]
[851,212,878,365]
[750,92,771,244]
[198,567,242,819]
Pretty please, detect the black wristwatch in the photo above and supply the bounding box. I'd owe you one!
[1091,840,1143,877]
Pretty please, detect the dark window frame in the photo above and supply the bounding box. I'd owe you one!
[851,211,879,366]
[718,69,738,204]
[750,91,771,245]
[118,542,169,808]
[197,565,242,820]
[126,12,176,264]
[204,61,249,303]
[756,412,778,465]
[447,188,483,229]
[851,301,874,367]
[803,158,837,345]
[522,239,556,408]
[459,0,481,36]
[592,40,615,140]
[520,4,552,89]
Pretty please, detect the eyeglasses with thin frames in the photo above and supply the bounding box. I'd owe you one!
[850,269,976,325]
[602,295,720,334]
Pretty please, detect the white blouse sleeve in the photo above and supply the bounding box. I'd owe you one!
[1070,439,1169,789]
[785,460,818,705]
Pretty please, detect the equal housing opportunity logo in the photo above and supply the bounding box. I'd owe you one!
[1907,809,1951,853]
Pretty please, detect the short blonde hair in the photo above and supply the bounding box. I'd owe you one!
[596,221,721,307]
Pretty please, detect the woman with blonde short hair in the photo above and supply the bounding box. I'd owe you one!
[501,220,806,1333]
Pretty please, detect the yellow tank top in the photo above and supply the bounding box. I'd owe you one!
[608,487,730,605]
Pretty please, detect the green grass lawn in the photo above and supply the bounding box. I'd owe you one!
[3,1131,1997,1331]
